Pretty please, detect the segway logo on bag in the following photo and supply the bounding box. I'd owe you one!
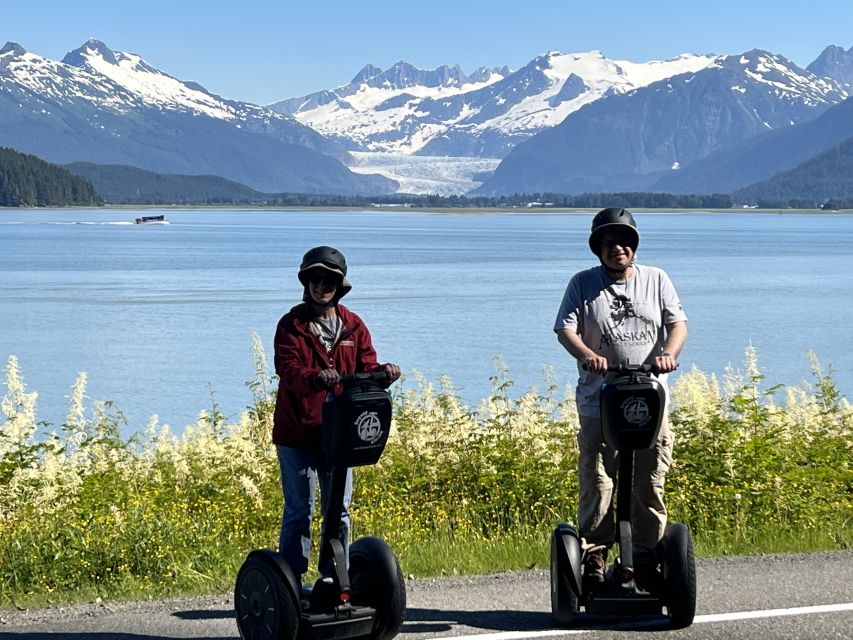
[621,396,651,427]
[355,410,383,444]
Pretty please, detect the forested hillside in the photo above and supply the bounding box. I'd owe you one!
[734,136,853,206]
[0,147,102,207]
[65,162,263,205]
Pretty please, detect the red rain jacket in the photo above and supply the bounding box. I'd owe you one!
[272,303,381,449]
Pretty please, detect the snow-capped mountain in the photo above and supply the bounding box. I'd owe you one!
[274,60,508,116]
[0,40,397,194]
[474,49,849,196]
[270,51,718,157]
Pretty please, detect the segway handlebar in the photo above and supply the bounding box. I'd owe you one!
[582,362,674,375]
[338,371,391,385]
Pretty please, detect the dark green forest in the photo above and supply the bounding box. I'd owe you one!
[0,148,102,207]
[65,162,260,205]
[733,136,853,208]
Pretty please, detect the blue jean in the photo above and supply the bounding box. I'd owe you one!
[276,445,353,576]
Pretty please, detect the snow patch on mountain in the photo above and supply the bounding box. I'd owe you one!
[488,50,717,134]
[1,39,305,130]
[733,50,844,106]
[1,44,133,110]
[64,40,237,120]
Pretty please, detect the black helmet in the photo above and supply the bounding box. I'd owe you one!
[298,246,352,299]
[588,207,639,255]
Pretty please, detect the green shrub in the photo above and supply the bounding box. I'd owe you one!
[1,341,850,607]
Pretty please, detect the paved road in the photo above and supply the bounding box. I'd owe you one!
[2,552,851,639]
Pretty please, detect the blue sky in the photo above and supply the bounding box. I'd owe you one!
[4,1,852,105]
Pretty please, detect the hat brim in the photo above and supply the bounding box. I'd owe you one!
[298,263,352,298]
[299,262,346,283]
[589,223,640,255]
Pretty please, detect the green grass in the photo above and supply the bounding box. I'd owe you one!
[397,526,853,580]
[7,525,850,611]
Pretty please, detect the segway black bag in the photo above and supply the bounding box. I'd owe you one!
[600,368,666,451]
[322,379,392,467]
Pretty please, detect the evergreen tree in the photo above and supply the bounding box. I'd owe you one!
[0,147,102,207]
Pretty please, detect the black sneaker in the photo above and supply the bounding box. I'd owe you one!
[634,561,663,593]
[308,576,337,611]
[583,549,607,585]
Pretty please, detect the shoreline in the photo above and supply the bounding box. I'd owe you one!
[2,204,852,215]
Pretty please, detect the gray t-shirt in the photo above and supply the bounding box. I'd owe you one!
[554,263,687,417]
[309,314,343,354]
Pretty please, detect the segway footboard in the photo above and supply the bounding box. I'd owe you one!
[585,593,663,617]
[300,606,376,640]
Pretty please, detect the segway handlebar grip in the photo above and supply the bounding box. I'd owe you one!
[338,371,390,385]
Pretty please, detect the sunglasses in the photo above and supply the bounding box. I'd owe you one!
[308,272,341,286]
[601,234,635,248]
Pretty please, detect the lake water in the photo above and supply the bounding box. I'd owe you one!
[1,208,851,434]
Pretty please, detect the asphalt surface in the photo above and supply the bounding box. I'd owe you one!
[1,551,851,639]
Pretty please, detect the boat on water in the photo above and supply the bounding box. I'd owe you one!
[134,215,168,224]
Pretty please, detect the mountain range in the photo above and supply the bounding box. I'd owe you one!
[271,51,718,157]
[473,50,850,195]
[2,39,853,200]
[277,46,853,197]
[0,40,396,195]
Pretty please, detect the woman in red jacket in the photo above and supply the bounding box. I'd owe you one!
[273,246,400,578]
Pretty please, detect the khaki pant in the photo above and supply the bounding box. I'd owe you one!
[577,414,674,558]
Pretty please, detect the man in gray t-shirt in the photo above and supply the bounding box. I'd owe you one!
[554,208,687,590]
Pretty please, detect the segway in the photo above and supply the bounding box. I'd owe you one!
[235,372,406,640]
[550,364,696,629]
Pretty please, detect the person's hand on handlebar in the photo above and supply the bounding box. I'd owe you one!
[380,362,401,383]
[315,368,341,389]
[654,352,678,374]
[584,353,608,375]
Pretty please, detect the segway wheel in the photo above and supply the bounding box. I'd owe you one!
[235,551,300,640]
[349,536,406,640]
[550,524,581,626]
[662,523,696,629]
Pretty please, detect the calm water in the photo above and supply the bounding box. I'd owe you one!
[1,209,851,434]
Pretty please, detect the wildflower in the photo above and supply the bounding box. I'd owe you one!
[1,355,40,459]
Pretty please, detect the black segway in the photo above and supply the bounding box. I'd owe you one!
[550,364,696,629]
[235,372,406,640]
